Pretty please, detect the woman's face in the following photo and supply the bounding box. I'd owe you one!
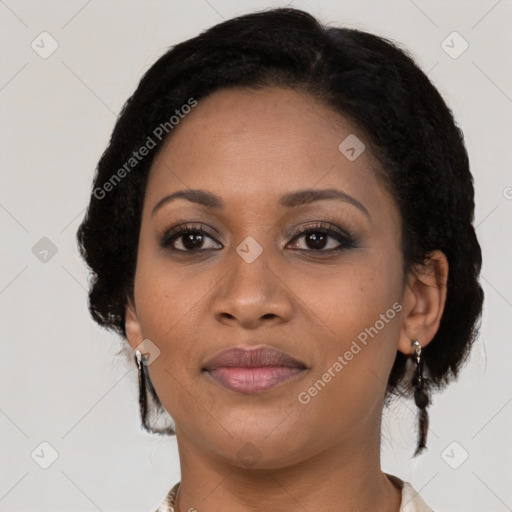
[126,86,413,468]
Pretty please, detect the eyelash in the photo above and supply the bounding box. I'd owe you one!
[159,221,357,254]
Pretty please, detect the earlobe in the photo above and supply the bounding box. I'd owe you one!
[397,250,449,355]
[125,297,143,352]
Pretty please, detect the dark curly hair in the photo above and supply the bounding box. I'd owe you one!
[76,7,484,456]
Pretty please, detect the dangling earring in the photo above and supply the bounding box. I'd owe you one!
[134,349,150,432]
[411,339,430,456]
[134,348,176,435]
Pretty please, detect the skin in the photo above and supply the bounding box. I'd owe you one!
[125,86,448,512]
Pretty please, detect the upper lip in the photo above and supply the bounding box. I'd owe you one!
[202,345,307,370]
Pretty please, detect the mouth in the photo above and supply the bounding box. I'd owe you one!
[202,346,308,394]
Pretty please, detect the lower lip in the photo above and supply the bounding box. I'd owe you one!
[205,366,305,393]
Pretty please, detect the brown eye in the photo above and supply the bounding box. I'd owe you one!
[291,231,336,250]
[287,223,357,252]
[175,231,206,251]
[160,225,222,252]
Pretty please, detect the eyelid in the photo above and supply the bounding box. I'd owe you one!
[285,221,355,243]
[162,217,222,237]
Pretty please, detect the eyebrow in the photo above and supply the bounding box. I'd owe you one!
[151,188,370,218]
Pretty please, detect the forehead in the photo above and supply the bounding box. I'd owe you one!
[144,86,397,225]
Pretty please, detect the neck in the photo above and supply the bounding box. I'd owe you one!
[172,427,402,512]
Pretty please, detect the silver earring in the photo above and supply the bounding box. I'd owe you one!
[411,339,429,456]
[133,347,175,436]
[134,348,143,369]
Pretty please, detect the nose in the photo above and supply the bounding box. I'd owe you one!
[212,244,294,329]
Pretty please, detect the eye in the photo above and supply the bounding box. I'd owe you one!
[160,224,222,252]
[160,221,357,254]
[286,222,356,252]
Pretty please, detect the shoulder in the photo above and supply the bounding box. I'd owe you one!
[401,480,436,512]
[154,481,179,512]
[386,473,436,512]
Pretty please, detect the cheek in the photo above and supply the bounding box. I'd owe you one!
[296,255,403,405]
[298,250,402,343]
[133,265,206,422]
[133,242,208,340]
[132,253,203,374]
[295,292,402,442]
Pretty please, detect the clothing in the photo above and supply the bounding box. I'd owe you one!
[387,474,435,512]
[155,473,434,512]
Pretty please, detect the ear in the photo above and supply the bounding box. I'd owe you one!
[125,296,143,352]
[397,250,449,355]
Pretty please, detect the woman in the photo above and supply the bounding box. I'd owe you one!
[76,8,483,512]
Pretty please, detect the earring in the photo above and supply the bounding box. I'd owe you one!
[134,348,176,436]
[134,349,150,431]
[411,339,430,456]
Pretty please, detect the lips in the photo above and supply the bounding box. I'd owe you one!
[203,346,306,370]
[202,346,307,394]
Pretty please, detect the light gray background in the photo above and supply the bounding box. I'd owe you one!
[1,1,511,511]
